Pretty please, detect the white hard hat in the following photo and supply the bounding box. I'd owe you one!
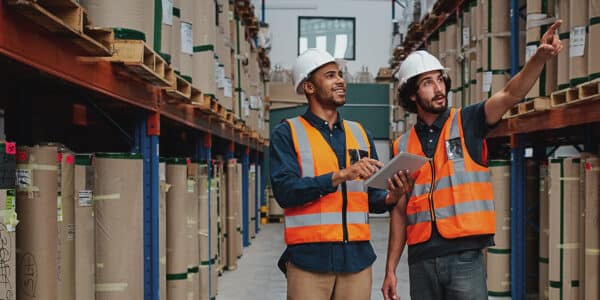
[397,50,448,87]
[292,48,340,95]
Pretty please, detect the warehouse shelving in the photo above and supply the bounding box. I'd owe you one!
[0,1,268,298]
[395,0,600,299]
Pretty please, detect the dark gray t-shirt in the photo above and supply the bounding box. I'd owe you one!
[407,101,495,265]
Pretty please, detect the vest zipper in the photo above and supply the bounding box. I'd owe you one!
[342,182,349,243]
[428,160,436,222]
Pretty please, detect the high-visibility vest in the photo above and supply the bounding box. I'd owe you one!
[285,116,371,245]
[393,108,495,245]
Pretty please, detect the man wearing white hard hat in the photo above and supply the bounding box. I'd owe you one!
[381,20,563,300]
[270,48,411,299]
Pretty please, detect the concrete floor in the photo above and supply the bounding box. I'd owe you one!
[218,217,411,299]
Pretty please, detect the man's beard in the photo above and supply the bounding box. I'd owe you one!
[416,92,447,114]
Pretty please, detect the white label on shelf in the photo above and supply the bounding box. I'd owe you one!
[159,163,166,181]
[224,78,232,97]
[482,71,492,93]
[217,65,225,88]
[462,28,470,47]
[78,190,93,207]
[526,45,537,63]
[570,26,586,57]
[187,179,195,193]
[162,0,173,25]
[181,22,193,55]
[242,92,250,117]
[250,96,259,109]
[16,169,31,188]
[250,165,256,173]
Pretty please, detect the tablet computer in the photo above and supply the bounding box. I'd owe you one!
[364,152,429,190]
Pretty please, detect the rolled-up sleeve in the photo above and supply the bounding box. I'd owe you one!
[269,122,337,209]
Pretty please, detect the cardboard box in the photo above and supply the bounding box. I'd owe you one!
[0,189,16,300]
[74,154,95,300]
[166,161,189,299]
[589,24,600,80]
[490,161,511,249]
[539,162,549,299]
[583,156,599,300]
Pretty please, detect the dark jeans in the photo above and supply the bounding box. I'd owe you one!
[409,249,488,300]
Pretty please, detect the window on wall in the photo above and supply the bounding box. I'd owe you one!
[298,16,356,60]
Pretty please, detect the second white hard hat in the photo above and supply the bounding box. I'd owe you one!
[292,48,341,95]
[397,50,448,87]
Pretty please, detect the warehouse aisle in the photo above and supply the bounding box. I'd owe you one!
[218,217,410,299]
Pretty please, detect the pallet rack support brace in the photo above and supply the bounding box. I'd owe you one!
[134,112,160,300]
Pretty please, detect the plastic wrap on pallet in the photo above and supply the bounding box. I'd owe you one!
[548,158,580,300]
[16,145,58,300]
[569,0,589,87]
[166,161,188,300]
[94,153,143,300]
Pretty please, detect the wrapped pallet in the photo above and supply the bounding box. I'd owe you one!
[58,149,75,300]
[548,158,580,300]
[74,154,95,300]
[0,142,16,300]
[94,153,143,300]
[487,160,511,299]
[539,161,550,299]
[166,158,188,299]
[590,2,600,80]
[16,145,58,300]
[186,162,200,300]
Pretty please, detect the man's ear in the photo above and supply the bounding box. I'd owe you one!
[409,94,416,103]
[303,81,315,95]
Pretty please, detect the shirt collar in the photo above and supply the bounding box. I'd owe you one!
[416,108,450,131]
[302,110,344,130]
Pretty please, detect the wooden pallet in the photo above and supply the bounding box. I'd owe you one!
[233,119,245,131]
[576,79,600,103]
[7,0,112,56]
[516,97,551,117]
[503,104,521,119]
[224,111,234,125]
[190,88,210,110]
[94,39,172,87]
[551,87,579,107]
[165,73,192,103]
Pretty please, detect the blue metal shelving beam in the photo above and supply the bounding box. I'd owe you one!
[254,150,260,234]
[509,0,526,298]
[134,113,160,300]
[242,146,250,247]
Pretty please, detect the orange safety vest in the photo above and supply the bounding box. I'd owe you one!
[393,108,496,245]
[285,116,371,245]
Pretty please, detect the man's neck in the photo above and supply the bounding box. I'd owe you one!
[418,110,441,127]
[310,106,338,129]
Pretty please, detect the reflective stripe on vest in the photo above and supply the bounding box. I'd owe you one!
[396,109,496,245]
[284,117,370,245]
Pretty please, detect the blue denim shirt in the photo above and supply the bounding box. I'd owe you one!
[270,110,389,273]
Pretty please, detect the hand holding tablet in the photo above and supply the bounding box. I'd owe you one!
[364,152,430,190]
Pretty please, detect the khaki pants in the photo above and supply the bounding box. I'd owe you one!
[286,262,372,300]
